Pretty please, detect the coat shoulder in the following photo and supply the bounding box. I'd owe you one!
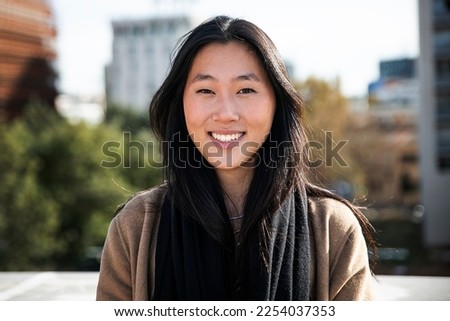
[113,183,168,229]
[308,196,361,234]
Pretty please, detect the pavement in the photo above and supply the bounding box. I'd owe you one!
[0,272,98,301]
[0,272,449,301]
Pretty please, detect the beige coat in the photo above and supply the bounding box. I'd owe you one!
[96,184,374,300]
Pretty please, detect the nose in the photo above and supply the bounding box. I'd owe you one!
[211,94,239,122]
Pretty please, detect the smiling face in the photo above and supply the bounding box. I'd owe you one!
[183,41,276,172]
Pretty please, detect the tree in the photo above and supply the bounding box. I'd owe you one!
[0,119,60,270]
[0,102,163,270]
[294,77,366,200]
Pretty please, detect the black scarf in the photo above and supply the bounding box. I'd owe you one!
[152,187,310,300]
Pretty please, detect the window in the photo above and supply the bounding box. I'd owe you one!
[434,30,450,49]
[436,59,450,80]
[434,0,450,15]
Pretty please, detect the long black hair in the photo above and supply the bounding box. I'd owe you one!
[149,15,376,268]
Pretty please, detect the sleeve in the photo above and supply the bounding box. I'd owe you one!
[328,223,374,300]
[309,197,375,301]
[96,216,133,301]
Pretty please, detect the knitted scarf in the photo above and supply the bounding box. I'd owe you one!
[152,187,310,300]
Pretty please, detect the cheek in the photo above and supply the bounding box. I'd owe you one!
[184,104,206,136]
[251,105,275,131]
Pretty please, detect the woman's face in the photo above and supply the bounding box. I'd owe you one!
[183,41,276,171]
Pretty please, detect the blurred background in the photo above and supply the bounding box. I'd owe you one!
[0,0,449,277]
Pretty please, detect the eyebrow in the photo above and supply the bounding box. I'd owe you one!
[191,72,261,83]
[236,73,261,82]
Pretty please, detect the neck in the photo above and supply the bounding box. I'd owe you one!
[216,167,253,217]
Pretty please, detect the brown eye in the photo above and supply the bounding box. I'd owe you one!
[238,88,256,94]
[196,89,214,94]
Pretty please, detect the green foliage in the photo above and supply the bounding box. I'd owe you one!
[103,103,149,134]
[0,102,162,270]
[102,103,163,191]
[0,120,60,270]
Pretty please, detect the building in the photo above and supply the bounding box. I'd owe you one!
[418,0,450,247]
[105,15,194,112]
[359,57,420,211]
[380,58,416,79]
[368,58,420,110]
[0,0,58,120]
[55,94,105,125]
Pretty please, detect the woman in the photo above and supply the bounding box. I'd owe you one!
[96,15,376,301]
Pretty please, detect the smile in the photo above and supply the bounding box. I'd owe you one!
[210,132,244,143]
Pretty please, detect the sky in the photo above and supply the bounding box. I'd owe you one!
[48,0,419,98]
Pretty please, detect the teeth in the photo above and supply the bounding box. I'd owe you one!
[211,132,242,142]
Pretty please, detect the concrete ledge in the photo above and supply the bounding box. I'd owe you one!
[0,272,98,301]
[0,272,449,301]
[373,275,450,300]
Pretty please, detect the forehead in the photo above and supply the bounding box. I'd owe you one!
[188,41,264,75]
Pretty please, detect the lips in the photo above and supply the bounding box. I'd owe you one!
[210,132,244,143]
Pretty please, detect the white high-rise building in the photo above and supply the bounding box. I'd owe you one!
[106,14,194,111]
[418,0,450,247]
